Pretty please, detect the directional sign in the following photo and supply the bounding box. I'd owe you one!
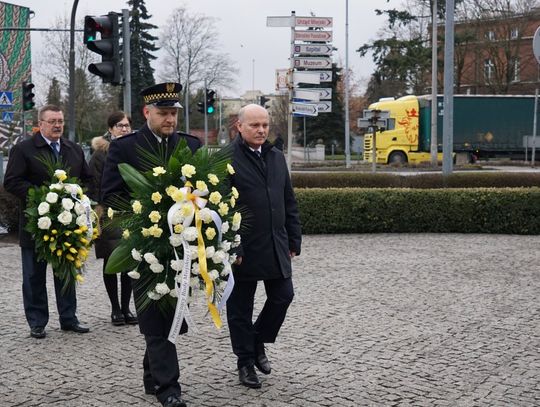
[291,102,318,116]
[310,71,332,82]
[302,88,332,100]
[293,71,320,85]
[294,30,333,42]
[316,101,332,113]
[293,89,320,102]
[266,16,293,27]
[2,111,14,122]
[292,44,333,56]
[0,91,13,108]
[294,57,332,69]
[276,69,289,90]
[294,16,333,28]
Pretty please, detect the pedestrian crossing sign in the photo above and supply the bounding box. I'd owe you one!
[0,91,13,108]
[2,111,14,122]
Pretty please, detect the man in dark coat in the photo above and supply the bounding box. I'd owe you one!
[101,83,201,407]
[227,104,302,389]
[3,104,92,339]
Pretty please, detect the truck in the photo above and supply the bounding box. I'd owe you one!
[362,94,536,164]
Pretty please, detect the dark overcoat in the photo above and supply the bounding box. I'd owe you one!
[230,134,302,282]
[88,134,121,259]
[3,133,92,248]
[101,123,202,336]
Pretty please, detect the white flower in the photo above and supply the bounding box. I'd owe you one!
[205,246,215,258]
[144,252,158,264]
[232,234,241,247]
[74,202,86,216]
[37,216,52,230]
[169,234,183,247]
[131,248,142,261]
[181,164,196,178]
[208,269,219,281]
[54,169,67,181]
[61,198,74,211]
[232,212,242,231]
[169,290,178,298]
[190,277,200,288]
[155,282,170,294]
[220,240,231,252]
[76,214,87,227]
[38,202,50,215]
[218,280,228,290]
[221,221,230,233]
[57,210,73,225]
[190,246,198,258]
[191,262,200,275]
[50,183,63,191]
[212,250,227,264]
[198,208,213,223]
[63,184,80,196]
[147,291,163,300]
[170,210,184,225]
[220,267,231,277]
[182,227,198,242]
[229,253,237,264]
[45,192,58,204]
[170,259,183,271]
[127,270,141,279]
[150,263,164,273]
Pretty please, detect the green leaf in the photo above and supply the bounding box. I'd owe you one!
[118,163,153,194]
[105,243,138,274]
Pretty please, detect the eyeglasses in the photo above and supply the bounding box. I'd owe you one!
[115,123,131,129]
[42,119,64,126]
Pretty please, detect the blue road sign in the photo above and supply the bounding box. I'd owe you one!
[0,91,13,108]
[2,111,14,123]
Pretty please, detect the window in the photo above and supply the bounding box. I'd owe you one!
[510,28,519,39]
[486,30,495,41]
[511,58,520,82]
[484,59,494,81]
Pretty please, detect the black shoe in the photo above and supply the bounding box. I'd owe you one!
[238,365,261,388]
[123,310,138,325]
[61,323,90,333]
[162,394,187,407]
[30,326,46,339]
[254,343,271,375]
[111,311,125,326]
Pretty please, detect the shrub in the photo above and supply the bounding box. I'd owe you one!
[0,186,20,233]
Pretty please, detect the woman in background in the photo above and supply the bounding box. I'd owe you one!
[89,111,137,326]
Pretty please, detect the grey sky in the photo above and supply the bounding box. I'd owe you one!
[9,0,396,97]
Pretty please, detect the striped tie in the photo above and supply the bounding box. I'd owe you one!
[50,141,60,160]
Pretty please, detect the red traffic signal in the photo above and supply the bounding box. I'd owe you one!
[84,13,121,85]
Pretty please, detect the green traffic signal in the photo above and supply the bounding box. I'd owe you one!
[207,105,215,114]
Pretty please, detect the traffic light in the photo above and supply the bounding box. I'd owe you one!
[205,89,216,115]
[84,13,121,85]
[22,81,35,111]
[260,95,270,107]
[197,100,205,114]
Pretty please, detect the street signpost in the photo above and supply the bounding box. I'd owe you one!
[316,101,333,113]
[292,44,333,55]
[293,57,332,69]
[292,102,318,116]
[294,30,333,42]
[294,16,333,27]
[293,89,320,102]
[0,91,13,108]
[292,71,321,85]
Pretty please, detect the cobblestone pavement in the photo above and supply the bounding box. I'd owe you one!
[1,234,539,407]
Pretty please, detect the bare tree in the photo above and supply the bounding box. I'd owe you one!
[158,5,238,96]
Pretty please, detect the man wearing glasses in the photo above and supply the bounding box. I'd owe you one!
[4,104,93,339]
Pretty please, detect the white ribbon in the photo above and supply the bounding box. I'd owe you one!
[70,190,93,239]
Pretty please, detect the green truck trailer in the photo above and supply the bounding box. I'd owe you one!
[363,94,537,164]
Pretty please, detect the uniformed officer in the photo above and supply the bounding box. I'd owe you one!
[101,82,202,407]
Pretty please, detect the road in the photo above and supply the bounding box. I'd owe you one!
[1,233,539,406]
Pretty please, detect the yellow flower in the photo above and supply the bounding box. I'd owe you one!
[152,166,167,176]
[171,190,186,202]
[74,229,83,235]
[75,260,83,269]
[132,200,142,214]
[181,203,193,216]
[231,186,239,199]
[64,231,72,236]
[43,235,49,241]
[122,229,130,239]
[66,254,75,261]
[208,173,219,185]
[64,242,72,247]
[149,211,161,223]
[181,164,196,178]
[56,249,62,256]
[80,225,88,232]
[69,247,78,254]
[54,169,67,182]
[230,196,236,208]
[196,180,207,191]
[50,237,55,242]
[209,191,222,205]
[108,207,114,219]
[151,192,163,204]
[174,224,184,233]
[233,212,242,227]
[205,227,216,240]
[75,274,84,283]
[149,224,163,238]
[218,202,229,216]
[78,248,88,257]
[51,229,58,235]
[227,163,235,174]
[166,185,178,197]
[80,237,89,245]
[141,227,151,237]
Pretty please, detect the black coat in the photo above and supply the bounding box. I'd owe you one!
[230,135,302,281]
[100,123,202,336]
[3,133,92,248]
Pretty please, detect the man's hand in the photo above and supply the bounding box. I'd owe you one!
[234,256,243,265]
[290,251,296,258]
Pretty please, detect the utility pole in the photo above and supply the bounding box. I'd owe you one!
[68,0,79,142]
[122,9,131,116]
[344,0,351,168]
[430,0,438,166]
[442,0,454,175]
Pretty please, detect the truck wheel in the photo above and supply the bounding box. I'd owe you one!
[388,151,407,165]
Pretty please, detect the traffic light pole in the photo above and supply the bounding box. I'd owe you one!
[122,9,131,116]
[204,78,208,146]
[68,0,79,142]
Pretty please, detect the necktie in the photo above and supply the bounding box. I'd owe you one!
[255,150,266,171]
[50,141,60,160]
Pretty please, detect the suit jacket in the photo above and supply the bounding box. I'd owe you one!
[3,133,92,248]
[100,123,202,336]
[230,134,302,281]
